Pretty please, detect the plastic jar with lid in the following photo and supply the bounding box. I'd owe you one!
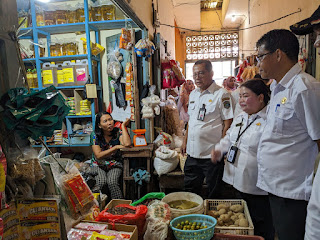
[66,5,77,23]
[44,5,56,25]
[76,3,85,22]
[55,4,67,24]
[36,6,45,26]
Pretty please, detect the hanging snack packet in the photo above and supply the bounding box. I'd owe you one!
[119,28,132,50]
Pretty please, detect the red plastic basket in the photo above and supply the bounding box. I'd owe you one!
[212,233,264,240]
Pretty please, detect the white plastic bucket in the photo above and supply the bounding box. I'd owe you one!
[161,192,204,219]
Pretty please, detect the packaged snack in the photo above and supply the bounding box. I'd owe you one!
[90,232,115,240]
[3,225,20,240]
[74,222,107,232]
[20,222,60,240]
[0,203,19,231]
[119,28,132,50]
[17,199,59,222]
[67,228,93,240]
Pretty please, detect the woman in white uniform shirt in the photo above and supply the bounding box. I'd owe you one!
[211,79,274,240]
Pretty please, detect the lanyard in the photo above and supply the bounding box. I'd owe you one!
[235,116,258,144]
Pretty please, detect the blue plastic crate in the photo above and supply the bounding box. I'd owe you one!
[170,214,217,240]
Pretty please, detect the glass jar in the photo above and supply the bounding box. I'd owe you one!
[101,4,115,20]
[36,6,45,26]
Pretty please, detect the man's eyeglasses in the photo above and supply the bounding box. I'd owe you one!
[256,51,274,62]
[193,71,207,78]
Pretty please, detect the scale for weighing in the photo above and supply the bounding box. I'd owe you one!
[132,129,147,147]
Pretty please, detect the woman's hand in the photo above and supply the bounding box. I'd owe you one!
[116,145,126,150]
[122,118,131,128]
[211,149,222,164]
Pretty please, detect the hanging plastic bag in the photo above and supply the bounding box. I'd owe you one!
[144,200,171,240]
[107,52,122,80]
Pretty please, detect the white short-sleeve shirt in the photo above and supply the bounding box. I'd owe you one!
[257,63,320,201]
[187,81,234,159]
[215,108,268,195]
[305,166,320,240]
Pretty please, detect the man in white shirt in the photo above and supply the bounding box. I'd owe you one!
[291,6,320,240]
[181,59,233,198]
[256,29,320,240]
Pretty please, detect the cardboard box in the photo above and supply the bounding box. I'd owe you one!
[105,199,132,210]
[72,221,138,240]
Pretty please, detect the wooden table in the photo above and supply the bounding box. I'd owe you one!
[120,144,154,198]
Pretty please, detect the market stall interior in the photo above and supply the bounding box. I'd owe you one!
[0,0,320,240]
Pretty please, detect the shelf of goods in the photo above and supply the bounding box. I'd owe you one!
[20,0,137,147]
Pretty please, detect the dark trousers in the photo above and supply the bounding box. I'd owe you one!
[239,192,275,240]
[184,155,224,198]
[268,193,308,240]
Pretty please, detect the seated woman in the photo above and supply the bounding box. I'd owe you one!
[90,112,131,199]
[211,79,274,240]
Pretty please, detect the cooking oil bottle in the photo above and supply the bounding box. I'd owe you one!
[75,59,89,85]
[62,60,75,86]
[32,69,38,88]
[57,63,65,86]
[42,62,57,87]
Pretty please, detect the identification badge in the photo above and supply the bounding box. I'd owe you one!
[197,104,206,121]
[227,145,238,164]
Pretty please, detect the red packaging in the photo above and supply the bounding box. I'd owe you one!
[96,204,148,236]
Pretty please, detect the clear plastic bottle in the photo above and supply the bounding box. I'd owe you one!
[42,62,57,87]
[92,0,102,21]
[55,5,67,24]
[44,5,56,25]
[101,0,115,20]
[36,6,45,26]
[62,61,76,86]
[76,3,85,22]
[32,69,39,88]
[75,59,89,85]
[26,69,33,88]
[66,5,77,23]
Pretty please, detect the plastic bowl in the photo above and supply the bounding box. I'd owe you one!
[170,214,217,240]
